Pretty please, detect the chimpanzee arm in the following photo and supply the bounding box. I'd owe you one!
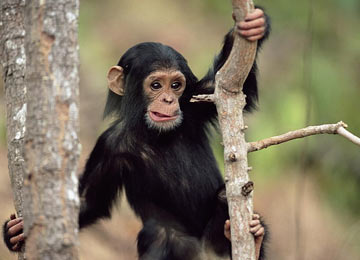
[250,213,269,260]
[78,126,125,229]
[2,126,125,251]
[204,186,269,259]
[194,7,271,116]
[3,130,122,252]
[201,186,231,257]
[3,134,122,251]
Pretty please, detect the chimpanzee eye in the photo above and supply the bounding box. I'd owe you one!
[171,82,182,90]
[151,82,162,90]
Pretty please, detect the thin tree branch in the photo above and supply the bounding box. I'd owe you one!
[247,121,360,153]
[337,126,360,146]
[190,94,215,103]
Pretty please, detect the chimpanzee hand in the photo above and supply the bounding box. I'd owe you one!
[224,213,265,260]
[233,8,267,42]
[3,213,24,252]
[249,213,266,259]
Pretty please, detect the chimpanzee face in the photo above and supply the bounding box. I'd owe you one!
[107,65,187,132]
[142,69,186,132]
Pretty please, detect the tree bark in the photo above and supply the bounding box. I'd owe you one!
[22,0,81,259]
[0,0,27,258]
[214,1,257,259]
[1,0,26,220]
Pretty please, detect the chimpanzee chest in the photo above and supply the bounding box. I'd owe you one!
[123,135,223,228]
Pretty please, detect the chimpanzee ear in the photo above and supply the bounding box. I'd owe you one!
[107,66,125,96]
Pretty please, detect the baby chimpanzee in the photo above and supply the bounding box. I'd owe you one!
[4,7,270,260]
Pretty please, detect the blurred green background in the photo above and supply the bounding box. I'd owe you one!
[1,0,359,259]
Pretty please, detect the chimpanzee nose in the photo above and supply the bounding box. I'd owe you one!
[163,96,174,104]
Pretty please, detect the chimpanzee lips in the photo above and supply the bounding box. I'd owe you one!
[149,111,178,122]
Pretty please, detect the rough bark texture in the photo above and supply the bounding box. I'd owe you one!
[1,0,26,219]
[0,0,27,258]
[22,0,81,259]
[214,1,257,259]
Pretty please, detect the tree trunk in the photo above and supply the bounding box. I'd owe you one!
[0,0,27,258]
[21,0,81,259]
[214,1,257,259]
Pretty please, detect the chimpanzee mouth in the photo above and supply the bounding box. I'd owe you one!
[149,111,178,122]
[145,110,183,132]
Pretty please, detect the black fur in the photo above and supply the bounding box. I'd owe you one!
[3,220,13,252]
[197,9,271,113]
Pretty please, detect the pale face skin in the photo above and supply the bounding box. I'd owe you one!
[143,69,186,132]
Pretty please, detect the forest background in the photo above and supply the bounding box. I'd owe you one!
[0,0,359,259]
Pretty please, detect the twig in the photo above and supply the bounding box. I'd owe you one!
[247,121,360,153]
[337,126,360,146]
[190,94,215,103]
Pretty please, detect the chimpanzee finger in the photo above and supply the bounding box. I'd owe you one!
[8,221,23,236]
[250,219,260,227]
[224,220,230,230]
[250,223,262,234]
[252,214,260,220]
[10,233,25,245]
[237,18,265,30]
[245,8,264,22]
[12,243,20,251]
[239,27,265,38]
[10,214,16,220]
[6,218,23,229]
[247,34,265,42]
[255,227,265,237]
[224,220,231,240]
